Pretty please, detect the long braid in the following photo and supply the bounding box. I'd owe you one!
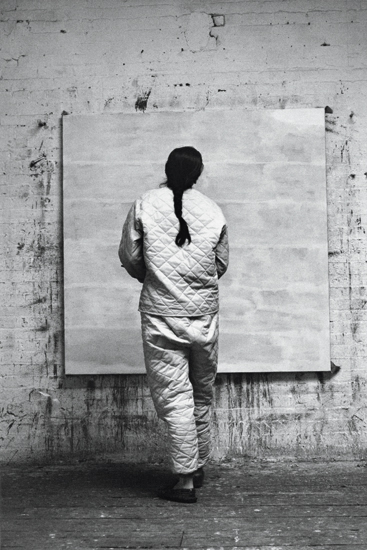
[172,187,191,247]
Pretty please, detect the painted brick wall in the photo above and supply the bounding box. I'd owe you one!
[1,0,367,464]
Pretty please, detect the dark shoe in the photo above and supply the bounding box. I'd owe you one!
[193,467,205,488]
[159,487,197,503]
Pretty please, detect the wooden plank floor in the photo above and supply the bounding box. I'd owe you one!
[2,459,367,549]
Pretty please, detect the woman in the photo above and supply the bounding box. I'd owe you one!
[119,146,229,503]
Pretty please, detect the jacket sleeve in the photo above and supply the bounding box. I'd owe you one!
[215,225,229,279]
[118,200,146,283]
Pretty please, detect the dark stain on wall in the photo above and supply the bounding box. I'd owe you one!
[104,97,114,109]
[30,153,54,196]
[341,139,350,164]
[135,90,151,112]
[35,323,49,333]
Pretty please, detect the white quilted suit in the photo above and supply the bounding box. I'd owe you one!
[119,185,229,474]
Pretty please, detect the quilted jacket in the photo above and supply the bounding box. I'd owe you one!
[119,186,229,317]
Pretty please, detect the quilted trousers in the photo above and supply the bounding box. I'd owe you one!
[141,312,219,475]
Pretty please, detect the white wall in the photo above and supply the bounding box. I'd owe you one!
[1,0,367,463]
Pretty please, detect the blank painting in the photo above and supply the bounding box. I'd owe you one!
[63,109,330,374]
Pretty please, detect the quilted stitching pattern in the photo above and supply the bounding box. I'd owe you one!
[120,186,228,317]
[120,187,228,474]
[141,313,218,474]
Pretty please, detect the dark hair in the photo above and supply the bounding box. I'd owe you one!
[165,146,203,247]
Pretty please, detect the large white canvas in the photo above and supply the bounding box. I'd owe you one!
[63,109,330,374]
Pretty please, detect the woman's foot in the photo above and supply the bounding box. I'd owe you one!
[159,473,197,503]
[174,473,194,490]
[159,486,197,503]
[193,467,205,488]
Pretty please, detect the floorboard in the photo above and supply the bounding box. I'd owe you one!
[2,460,367,549]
